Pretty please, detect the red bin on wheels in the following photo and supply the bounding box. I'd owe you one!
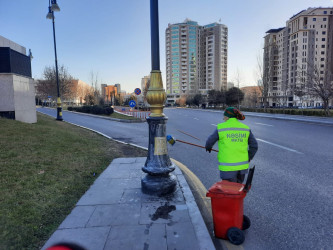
[206,166,255,245]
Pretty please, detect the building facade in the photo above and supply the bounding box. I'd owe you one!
[165,19,228,104]
[101,84,119,105]
[264,7,333,107]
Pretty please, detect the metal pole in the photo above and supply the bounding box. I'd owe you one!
[150,0,160,71]
[141,0,176,196]
[51,10,63,120]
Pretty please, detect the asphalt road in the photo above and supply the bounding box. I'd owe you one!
[37,108,333,250]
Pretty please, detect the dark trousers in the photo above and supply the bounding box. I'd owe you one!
[220,171,245,184]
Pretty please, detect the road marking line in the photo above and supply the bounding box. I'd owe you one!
[257,138,303,154]
[255,122,273,127]
[211,124,217,126]
[194,118,199,120]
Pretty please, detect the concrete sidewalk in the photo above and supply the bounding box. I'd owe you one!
[42,157,215,250]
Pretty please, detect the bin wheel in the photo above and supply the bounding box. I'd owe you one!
[227,227,245,245]
[242,215,251,230]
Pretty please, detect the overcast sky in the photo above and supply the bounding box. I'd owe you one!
[1,0,332,92]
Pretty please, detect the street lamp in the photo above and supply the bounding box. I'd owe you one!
[46,0,63,121]
[141,0,176,196]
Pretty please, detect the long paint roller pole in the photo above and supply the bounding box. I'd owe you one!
[176,139,218,152]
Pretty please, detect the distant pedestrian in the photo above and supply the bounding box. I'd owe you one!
[205,107,258,183]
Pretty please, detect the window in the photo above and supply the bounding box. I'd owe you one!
[323,18,327,21]
[321,58,324,61]
[313,18,316,21]
[324,11,327,14]
[322,44,325,48]
[322,38,326,41]
[322,31,326,35]
[171,26,179,30]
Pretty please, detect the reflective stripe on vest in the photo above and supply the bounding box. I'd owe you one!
[217,118,250,172]
[218,128,250,133]
[219,161,249,166]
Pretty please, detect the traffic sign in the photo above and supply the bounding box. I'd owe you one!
[134,88,141,95]
[129,100,136,108]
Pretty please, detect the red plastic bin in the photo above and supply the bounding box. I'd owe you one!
[206,180,248,241]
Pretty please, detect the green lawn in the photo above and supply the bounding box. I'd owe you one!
[0,114,147,249]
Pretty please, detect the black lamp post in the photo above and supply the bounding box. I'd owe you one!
[141,0,177,196]
[46,0,63,121]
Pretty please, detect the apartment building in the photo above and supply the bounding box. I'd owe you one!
[165,19,228,104]
[264,7,333,107]
[198,23,228,94]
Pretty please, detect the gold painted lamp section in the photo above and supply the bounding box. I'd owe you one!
[146,70,166,117]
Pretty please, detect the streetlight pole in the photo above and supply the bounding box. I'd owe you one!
[141,0,176,196]
[47,0,63,121]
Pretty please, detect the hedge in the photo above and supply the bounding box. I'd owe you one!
[67,105,113,115]
[240,107,331,117]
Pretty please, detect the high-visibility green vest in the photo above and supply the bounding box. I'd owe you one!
[217,118,250,171]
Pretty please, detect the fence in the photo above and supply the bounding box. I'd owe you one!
[114,107,150,119]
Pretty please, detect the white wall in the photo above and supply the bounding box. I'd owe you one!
[0,74,15,111]
[0,74,37,123]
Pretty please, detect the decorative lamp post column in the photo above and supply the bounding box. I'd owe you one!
[46,0,63,121]
[141,0,177,195]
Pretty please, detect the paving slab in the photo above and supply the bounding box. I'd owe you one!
[42,157,214,250]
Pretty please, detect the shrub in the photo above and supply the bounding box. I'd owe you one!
[67,105,113,115]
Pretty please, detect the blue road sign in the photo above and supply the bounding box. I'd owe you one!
[129,100,136,108]
[134,88,141,95]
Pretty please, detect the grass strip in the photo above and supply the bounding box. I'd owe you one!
[0,113,147,249]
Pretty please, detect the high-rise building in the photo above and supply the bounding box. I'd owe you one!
[198,23,228,94]
[165,19,228,104]
[264,7,333,107]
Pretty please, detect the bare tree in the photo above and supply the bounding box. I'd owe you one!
[306,64,333,116]
[255,53,269,110]
[36,65,75,104]
[90,71,101,105]
[233,69,242,109]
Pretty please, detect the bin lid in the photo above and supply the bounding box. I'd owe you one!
[207,180,245,196]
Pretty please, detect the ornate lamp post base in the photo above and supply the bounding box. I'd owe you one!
[56,97,63,121]
[141,116,177,195]
[142,174,176,196]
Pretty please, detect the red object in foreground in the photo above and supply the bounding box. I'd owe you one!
[206,180,248,244]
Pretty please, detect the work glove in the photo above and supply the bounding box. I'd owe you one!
[206,147,212,153]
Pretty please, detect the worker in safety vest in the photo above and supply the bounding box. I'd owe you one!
[205,107,258,183]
